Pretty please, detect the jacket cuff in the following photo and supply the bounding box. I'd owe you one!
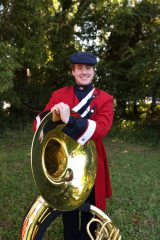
[62,117,96,145]
[77,120,96,145]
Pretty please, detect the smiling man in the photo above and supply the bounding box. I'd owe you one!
[33,52,114,240]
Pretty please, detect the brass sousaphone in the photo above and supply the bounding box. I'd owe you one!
[20,112,121,240]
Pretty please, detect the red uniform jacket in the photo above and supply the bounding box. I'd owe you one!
[33,86,114,211]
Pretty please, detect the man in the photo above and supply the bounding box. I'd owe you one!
[33,52,114,239]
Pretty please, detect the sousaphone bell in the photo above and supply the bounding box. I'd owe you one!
[31,111,97,211]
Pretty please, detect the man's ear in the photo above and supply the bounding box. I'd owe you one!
[71,69,75,77]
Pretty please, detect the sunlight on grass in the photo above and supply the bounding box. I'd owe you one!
[120,119,136,128]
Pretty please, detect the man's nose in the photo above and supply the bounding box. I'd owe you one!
[82,67,87,74]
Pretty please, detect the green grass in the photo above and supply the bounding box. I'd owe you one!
[0,124,160,240]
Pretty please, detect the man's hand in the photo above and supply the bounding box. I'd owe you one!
[51,102,70,124]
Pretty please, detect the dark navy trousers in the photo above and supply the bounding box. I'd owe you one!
[62,188,97,240]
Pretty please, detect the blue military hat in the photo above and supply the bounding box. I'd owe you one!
[69,52,97,65]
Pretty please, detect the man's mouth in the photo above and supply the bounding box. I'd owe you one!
[81,76,90,80]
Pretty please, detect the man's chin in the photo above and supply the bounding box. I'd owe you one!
[80,80,91,85]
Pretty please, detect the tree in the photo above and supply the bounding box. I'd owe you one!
[0,0,94,113]
[0,42,20,93]
[74,0,160,117]
[0,0,160,124]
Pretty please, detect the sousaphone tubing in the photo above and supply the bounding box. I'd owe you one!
[20,111,121,240]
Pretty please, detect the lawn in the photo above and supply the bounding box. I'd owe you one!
[0,124,159,240]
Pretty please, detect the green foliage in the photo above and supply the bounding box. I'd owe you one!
[74,0,160,102]
[0,0,160,119]
[0,42,21,93]
[1,0,80,110]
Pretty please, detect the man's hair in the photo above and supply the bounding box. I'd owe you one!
[70,64,75,70]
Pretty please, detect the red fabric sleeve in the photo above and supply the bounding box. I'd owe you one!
[91,95,114,140]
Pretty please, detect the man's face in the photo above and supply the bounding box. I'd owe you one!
[72,64,95,85]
